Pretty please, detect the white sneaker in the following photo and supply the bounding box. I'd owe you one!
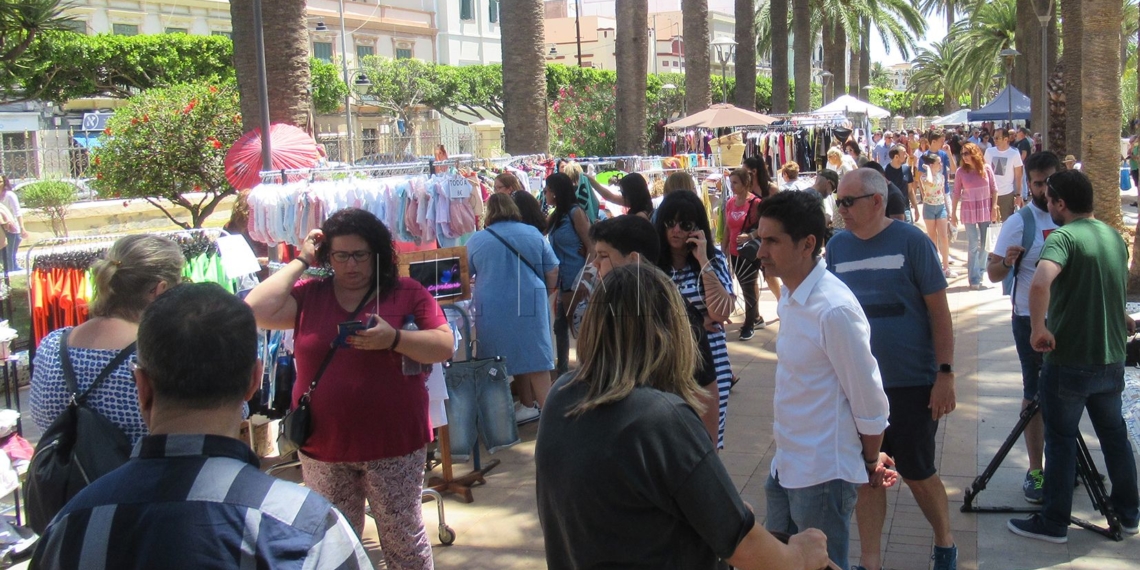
[515,402,540,425]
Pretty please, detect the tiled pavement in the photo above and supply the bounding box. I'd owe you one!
[396,261,1140,569]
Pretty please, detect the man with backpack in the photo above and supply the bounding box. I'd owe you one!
[986,151,1061,505]
[30,283,370,569]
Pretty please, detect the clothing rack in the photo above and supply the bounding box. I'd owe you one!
[259,160,431,183]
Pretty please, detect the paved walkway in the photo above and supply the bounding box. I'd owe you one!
[400,257,1140,569]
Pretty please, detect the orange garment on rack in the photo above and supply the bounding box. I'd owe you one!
[31,268,50,346]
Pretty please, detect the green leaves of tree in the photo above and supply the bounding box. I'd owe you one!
[90,82,243,229]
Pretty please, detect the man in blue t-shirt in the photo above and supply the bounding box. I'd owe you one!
[825,169,958,570]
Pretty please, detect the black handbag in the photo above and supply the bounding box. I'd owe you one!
[278,284,376,456]
[24,331,135,533]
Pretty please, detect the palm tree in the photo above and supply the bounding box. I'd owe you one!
[765,0,789,113]
[683,0,712,114]
[907,39,966,114]
[945,0,1015,113]
[791,0,811,112]
[1061,0,1082,153]
[500,0,548,154]
[736,0,760,111]
[230,0,311,131]
[819,0,925,98]
[1080,0,1123,230]
[0,0,73,67]
[615,0,648,154]
[917,0,959,31]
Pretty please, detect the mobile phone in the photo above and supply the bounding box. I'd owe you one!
[335,320,365,347]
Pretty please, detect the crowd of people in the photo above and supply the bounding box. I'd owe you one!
[17,126,1140,570]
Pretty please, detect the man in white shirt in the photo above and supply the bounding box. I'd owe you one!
[754,190,893,570]
[984,128,1024,221]
[985,151,1061,505]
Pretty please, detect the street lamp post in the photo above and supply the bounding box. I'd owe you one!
[662,82,677,119]
[820,71,833,105]
[252,0,272,169]
[711,35,737,105]
[999,48,1021,129]
[315,9,355,163]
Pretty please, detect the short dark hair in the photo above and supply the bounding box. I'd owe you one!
[888,145,905,159]
[927,129,945,142]
[756,190,826,258]
[1024,151,1062,176]
[589,215,660,264]
[137,283,258,409]
[1045,169,1094,214]
[862,161,885,175]
[317,208,398,294]
[844,139,862,156]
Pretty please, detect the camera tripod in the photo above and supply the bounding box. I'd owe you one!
[960,399,1124,541]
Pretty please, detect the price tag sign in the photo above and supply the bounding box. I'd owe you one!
[448,176,472,199]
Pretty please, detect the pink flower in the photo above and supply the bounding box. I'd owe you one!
[599,132,606,138]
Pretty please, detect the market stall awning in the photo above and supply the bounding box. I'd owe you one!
[967,86,1031,122]
[813,95,891,119]
[72,133,104,149]
[932,108,974,126]
[666,104,779,129]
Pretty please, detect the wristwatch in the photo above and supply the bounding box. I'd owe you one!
[939,363,953,374]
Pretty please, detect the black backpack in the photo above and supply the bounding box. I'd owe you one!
[24,330,135,533]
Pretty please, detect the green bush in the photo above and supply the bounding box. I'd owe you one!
[21,180,76,237]
[90,82,243,228]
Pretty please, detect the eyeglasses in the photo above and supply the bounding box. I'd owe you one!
[834,194,876,208]
[665,219,697,232]
[330,250,373,263]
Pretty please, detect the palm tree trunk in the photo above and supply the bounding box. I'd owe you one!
[1081,0,1123,231]
[833,21,846,98]
[848,37,859,97]
[615,0,648,155]
[1136,5,1140,123]
[230,0,311,131]
[768,0,788,113]
[859,24,870,95]
[1062,0,1082,156]
[501,0,549,154]
[791,0,811,112]
[946,0,955,31]
[1014,0,1034,96]
[734,0,758,110]
[683,0,712,114]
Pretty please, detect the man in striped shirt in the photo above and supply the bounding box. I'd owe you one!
[30,283,371,570]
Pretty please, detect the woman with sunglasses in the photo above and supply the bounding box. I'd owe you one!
[545,173,592,378]
[246,208,454,570]
[655,191,736,449]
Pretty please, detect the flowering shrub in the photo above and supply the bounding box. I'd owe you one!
[548,82,616,157]
[91,82,243,228]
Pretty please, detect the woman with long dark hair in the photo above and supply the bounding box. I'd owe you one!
[545,173,592,377]
[583,172,655,219]
[743,156,778,198]
[950,142,998,290]
[511,189,547,234]
[655,191,735,449]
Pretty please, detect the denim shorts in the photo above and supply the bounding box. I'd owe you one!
[444,357,519,461]
[765,473,858,569]
[1011,315,1042,401]
[922,203,948,220]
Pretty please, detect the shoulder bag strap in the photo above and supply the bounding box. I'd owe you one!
[59,329,137,406]
[1009,206,1037,312]
[485,227,545,283]
[301,283,377,399]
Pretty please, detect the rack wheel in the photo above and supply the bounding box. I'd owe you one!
[438,524,456,546]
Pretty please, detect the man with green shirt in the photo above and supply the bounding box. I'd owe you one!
[1007,170,1140,543]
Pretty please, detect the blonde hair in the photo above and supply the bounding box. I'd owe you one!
[663,171,696,194]
[91,234,184,321]
[484,193,522,226]
[561,161,583,184]
[566,264,705,416]
[826,147,842,160]
[494,172,522,194]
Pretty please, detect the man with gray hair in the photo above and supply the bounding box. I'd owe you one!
[825,168,959,570]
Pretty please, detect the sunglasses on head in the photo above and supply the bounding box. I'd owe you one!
[834,194,876,208]
[665,219,697,232]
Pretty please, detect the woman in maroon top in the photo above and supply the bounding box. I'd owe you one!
[246,208,453,570]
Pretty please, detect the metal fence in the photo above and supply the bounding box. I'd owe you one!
[0,129,95,182]
[314,124,476,166]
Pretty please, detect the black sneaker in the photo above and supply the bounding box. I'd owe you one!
[1008,515,1067,543]
[739,328,755,341]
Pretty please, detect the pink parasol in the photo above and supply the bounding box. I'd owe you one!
[224,123,320,190]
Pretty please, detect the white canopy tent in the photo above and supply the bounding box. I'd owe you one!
[812,95,891,119]
[931,109,974,126]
